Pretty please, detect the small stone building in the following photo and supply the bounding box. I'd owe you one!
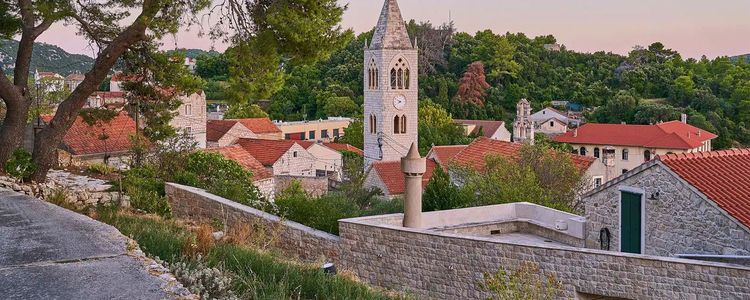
[206,118,282,148]
[453,119,511,142]
[39,112,137,168]
[583,149,750,263]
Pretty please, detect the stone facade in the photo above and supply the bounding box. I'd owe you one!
[165,182,750,300]
[170,92,207,149]
[271,143,317,177]
[0,170,127,209]
[363,1,419,168]
[339,217,750,300]
[274,176,329,198]
[512,99,535,144]
[584,162,750,258]
[166,183,340,261]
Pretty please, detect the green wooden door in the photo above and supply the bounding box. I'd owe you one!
[620,191,642,254]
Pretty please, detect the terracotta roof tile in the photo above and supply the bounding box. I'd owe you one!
[206,145,273,181]
[206,120,239,143]
[452,137,594,174]
[553,121,717,149]
[659,149,750,229]
[427,145,467,166]
[372,159,438,195]
[235,138,297,166]
[233,118,281,134]
[454,119,506,138]
[42,112,136,155]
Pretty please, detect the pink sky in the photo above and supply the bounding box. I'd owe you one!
[36,0,750,59]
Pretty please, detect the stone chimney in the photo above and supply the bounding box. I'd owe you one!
[681,113,688,124]
[573,128,578,137]
[401,142,426,228]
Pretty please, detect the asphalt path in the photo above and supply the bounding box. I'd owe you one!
[0,189,169,299]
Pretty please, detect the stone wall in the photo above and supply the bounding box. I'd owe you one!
[165,183,340,261]
[274,175,329,197]
[339,215,750,300]
[436,221,585,248]
[584,163,750,257]
[0,170,126,209]
[165,183,750,300]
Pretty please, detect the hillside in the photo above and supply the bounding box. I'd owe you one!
[0,39,94,76]
[731,54,750,62]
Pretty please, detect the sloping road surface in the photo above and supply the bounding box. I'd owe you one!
[0,189,171,299]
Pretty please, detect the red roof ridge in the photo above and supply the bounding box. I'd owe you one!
[659,148,750,161]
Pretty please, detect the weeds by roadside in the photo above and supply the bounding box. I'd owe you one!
[95,206,400,300]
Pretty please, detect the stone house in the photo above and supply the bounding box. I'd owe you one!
[297,141,345,181]
[206,118,283,148]
[207,145,276,200]
[583,149,750,264]
[85,91,126,109]
[535,116,568,135]
[553,119,717,186]
[453,119,511,142]
[170,91,207,148]
[39,112,136,168]
[64,73,85,91]
[235,139,317,177]
[34,70,64,92]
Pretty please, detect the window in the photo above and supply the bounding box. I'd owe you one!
[184,104,193,116]
[580,147,587,156]
[622,149,629,161]
[404,69,410,89]
[594,147,600,158]
[293,151,298,158]
[549,121,554,127]
[400,115,407,133]
[397,69,403,89]
[393,115,400,134]
[333,128,340,137]
[309,130,315,140]
[593,177,603,188]
[622,169,629,174]
[321,129,329,138]
[390,69,397,89]
[373,115,378,133]
[285,133,291,140]
[368,60,379,90]
[644,150,652,161]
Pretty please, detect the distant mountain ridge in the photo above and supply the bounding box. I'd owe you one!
[731,54,749,62]
[1,39,95,76]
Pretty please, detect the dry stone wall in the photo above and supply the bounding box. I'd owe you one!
[165,183,750,300]
[165,183,340,261]
[0,170,126,209]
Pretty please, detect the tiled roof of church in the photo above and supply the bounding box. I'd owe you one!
[453,119,506,138]
[369,0,413,50]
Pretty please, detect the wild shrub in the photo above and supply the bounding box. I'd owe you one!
[4,149,36,180]
[184,224,216,258]
[87,163,116,175]
[164,257,238,300]
[275,181,360,235]
[480,261,562,300]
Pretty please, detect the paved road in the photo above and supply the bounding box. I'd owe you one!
[0,189,171,299]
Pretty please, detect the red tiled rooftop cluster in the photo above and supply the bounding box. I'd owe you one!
[371,159,438,195]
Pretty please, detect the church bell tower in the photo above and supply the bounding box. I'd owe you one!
[363,0,419,168]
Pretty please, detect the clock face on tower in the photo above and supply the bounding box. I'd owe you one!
[393,95,406,110]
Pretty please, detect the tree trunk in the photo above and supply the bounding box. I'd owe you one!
[29,21,150,182]
[0,98,30,166]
